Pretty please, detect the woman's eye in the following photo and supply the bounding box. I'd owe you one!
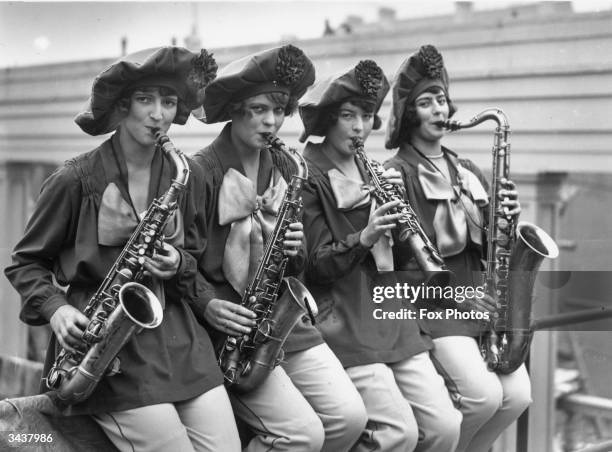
[163,99,178,107]
[341,113,354,120]
[274,107,285,115]
[251,106,264,114]
[363,114,373,121]
[437,97,447,105]
[136,96,152,103]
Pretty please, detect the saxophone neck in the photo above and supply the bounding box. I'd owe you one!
[262,133,308,180]
[153,129,190,195]
[352,137,384,188]
[436,108,510,132]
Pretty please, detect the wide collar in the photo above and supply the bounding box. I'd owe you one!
[210,122,276,194]
[396,142,460,181]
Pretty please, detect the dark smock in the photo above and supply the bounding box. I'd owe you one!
[384,143,490,338]
[4,132,222,415]
[301,142,432,368]
[191,123,322,353]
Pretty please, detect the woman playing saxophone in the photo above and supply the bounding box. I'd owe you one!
[299,59,461,452]
[4,46,241,451]
[383,44,531,452]
[191,45,367,452]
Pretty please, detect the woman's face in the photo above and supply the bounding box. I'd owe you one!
[231,93,286,151]
[121,87,178,148]
[326,101,374,159]
[411,89,449,143]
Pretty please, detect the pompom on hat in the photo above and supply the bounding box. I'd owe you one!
[298,60,390,142]
[385,44,451,149]
[195,44,315,124]
[75,46,218,136]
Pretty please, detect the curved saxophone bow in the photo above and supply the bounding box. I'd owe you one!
[438,108,559,374]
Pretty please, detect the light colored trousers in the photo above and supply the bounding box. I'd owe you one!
[431,336,532,452]
[231,343,367,452]
[346,351,462,452]
[92,384,241,452]
[282,343,368,452]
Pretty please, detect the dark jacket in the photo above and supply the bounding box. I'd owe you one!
[5,132,222,414]
[191,123,322,353]
[302,142,432,368]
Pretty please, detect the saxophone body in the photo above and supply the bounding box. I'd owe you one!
[218,134,318,393]
[352,136,451,286]
[439,108,559,374]
[45,129,190,404]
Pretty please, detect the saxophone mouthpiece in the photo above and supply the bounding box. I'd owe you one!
[350,136,364,150]
[434,120,461,131]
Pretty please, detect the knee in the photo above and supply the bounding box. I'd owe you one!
[504,385,532,418]
[332,397,368,445]
[294,414,325,452]
[424,406,462,449]
[456,380,504,424]
[378,419,419,452]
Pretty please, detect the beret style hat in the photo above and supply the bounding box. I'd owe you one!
[298,60,390,142]
[75,46,217,136]
[385,44,451,149]
[197,44,315,124]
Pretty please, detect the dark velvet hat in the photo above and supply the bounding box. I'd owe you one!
[298,60,389,142]
[385,44,451,149]
[75,46,217,136]
[196,44,315,124]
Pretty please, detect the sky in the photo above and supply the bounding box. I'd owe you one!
[1,0,611,68]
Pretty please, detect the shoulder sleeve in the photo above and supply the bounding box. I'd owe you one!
[4,164,82,325]
[302,171,371,285]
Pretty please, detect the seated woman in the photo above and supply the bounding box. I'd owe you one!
[384,44,532,452]
[5,46,241,452]
[299,59,461,452]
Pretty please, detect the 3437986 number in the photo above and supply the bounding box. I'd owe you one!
[7,433,53,443]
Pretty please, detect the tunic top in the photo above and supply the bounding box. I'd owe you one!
[191,123,322,353]
[384,143,491,338]
[4,132,222,415]
[301,142,432,368]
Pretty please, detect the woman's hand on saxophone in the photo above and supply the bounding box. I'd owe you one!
[457,292,499,317]
[283,222,304,257]
[143,242,181,279]
[204,299,257,337]
[359,200,403,247]
[50,305,89,354]
[499,179,521,217]
[380,167,404,188]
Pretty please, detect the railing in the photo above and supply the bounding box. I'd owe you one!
[516,308,612,452]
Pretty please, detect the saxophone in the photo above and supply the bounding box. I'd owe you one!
[45,129,190,404]
[218,133,318,393]
[438,108,559,374]
[352,136,451,286]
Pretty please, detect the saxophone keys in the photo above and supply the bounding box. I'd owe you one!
[497,218,509,230]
